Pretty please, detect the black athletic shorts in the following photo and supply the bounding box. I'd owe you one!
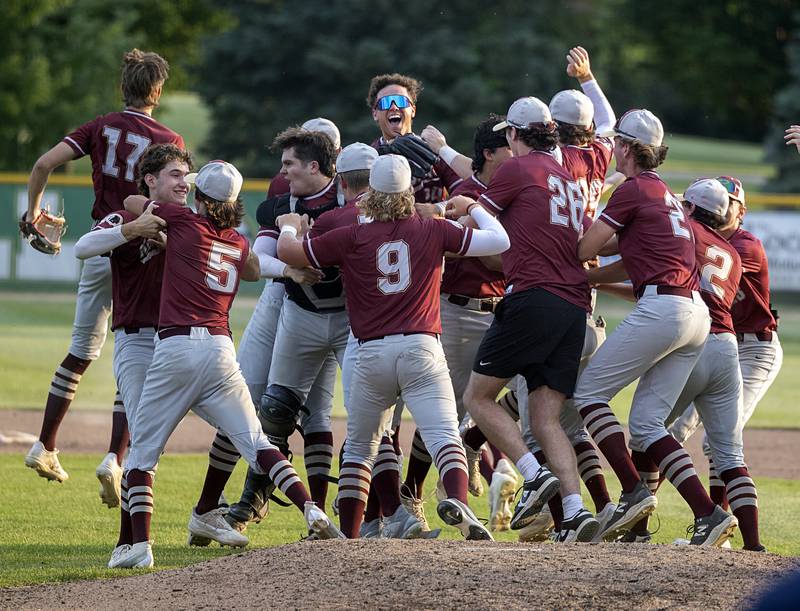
[473,287,586,397]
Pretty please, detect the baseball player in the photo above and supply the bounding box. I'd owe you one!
[575,109,738,546]
[113,160,341,568]
[70,144,212,566]
[276,154,509,540]
[23,50,184,509]
[455,97,599,543]
[668,177,782,511]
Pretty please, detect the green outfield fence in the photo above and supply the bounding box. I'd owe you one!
[2,172,800,294]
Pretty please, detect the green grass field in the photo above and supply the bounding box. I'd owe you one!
[1,291,795,429]
[1,454,799,588]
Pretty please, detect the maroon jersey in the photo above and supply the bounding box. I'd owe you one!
[304,214,473,339]
[63,110,184,220]
[729,228,777,333]
[310,193,364,237]
[267,172,290,198]
[599,171,699,297]
[441,174,506,299]
[478,150,590,310]
[153,203,249,330]
[692,219,742,335]
[93,210,164,330]
[257,179,338,240]
[560,138,613,219]
[371,137,462,202]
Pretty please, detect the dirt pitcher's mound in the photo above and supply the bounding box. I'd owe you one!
[1,540,796,610]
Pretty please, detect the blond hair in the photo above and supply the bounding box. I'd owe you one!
[357,187,415,222]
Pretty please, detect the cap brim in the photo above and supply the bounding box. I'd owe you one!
[599,128,617,138]
[492,121,509,132]
[185,173,198,185]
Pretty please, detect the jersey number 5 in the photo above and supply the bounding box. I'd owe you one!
[206,241,242,294]
[377,240,411,295]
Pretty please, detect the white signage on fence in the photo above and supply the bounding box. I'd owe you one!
[743,212,800,291]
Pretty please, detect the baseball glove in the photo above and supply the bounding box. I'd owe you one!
[377,133,438,179]
[19,210,66,255]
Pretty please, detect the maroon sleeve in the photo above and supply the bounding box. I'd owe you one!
[309,209,335,238]
[153,202,190,224]
[599,179,639,230]
[62,116,99,158]
[737,235,764,275]
[434,158,463,192]
[303,225,353,268]
[438,218,473,256]
[173,133,186,150]
[478,159,522,213]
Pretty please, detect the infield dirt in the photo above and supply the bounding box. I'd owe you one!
[0,539,796,609]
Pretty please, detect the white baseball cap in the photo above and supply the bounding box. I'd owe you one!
[186,160,243,204]
[684,178,730,218]
[716,175,746,205]
[302,117,341,150]
[336,143,378,173]
[549,90,594,128]
[493,97,552,132]
[602,109,664,146]
[369,154,411,193]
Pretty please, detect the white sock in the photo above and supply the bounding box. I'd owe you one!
[515,452,542,481]
[562,494,583,520]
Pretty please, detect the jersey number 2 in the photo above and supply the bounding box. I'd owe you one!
[377,240,411,295]
[206,241,242,294]
[700,244,733,299]
[101,126,151,182]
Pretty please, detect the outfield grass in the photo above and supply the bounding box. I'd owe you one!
[0,453,797,588]
[1,291,794,429]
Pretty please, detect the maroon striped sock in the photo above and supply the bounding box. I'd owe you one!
[708,459,729,509]
[579,403,640,493]
[402,429,432,497]
[629,450,661,534]
[117,475,132,546]
[437,443,469,504]
[646,436,714,518]
[479,447,495,484]
[304,431,334,507]
[363,485,381,522]
[574,440,612,511]
[39,353,91,450]
[373,435,401,517]
[721,466,760,550]
[257,448,311,511]
[107,394,129,461]
[338,460,371,538]
[126,469,153,544]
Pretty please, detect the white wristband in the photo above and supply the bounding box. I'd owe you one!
[434,202,446,217]
[280,225,298,237]
[439,145,459,166]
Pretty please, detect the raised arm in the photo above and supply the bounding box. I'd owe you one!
[27,142,77,222]
[421,125,472,180]
[567,46,616,135]
[275,213,313,267]
[74,204,166,259]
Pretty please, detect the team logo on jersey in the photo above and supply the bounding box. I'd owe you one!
[104,213,123,227]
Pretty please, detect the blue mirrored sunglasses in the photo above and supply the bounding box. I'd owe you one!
[375,94,412,111]
[716,176,738,194]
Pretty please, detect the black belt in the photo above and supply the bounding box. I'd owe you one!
[635,285,694,300]
[736,330,773,342]
[116,326,156,334]
[447,294,500,313]
[358,331,438,345]
[158,326,231,340]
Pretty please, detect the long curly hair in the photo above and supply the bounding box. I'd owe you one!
[357,187,415,222]
[196,188,244,230]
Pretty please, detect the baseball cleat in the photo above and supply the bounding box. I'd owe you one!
[617,529,653,543]
[464,445,484,497]
[381,505,424,539]
[188,507,249,547]
[359,518,382,539]
[107,544,131,569]
[400,484,431,531]
[590,502,618,542]
[25,441,69,482]
[510,467,560,530]
[96,452,123,508]
[517,504,554,542]
[437,498,494,541]
[304,502,345,540]
[600,481,657,541]
[114,541,154,569]
[488,468,517,532]
[554,509,600,543]
[687,505,738,547]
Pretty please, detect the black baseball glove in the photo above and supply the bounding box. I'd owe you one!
[377,133,438,179]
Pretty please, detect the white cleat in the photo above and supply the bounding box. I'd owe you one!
[489,468,517,532]
[188,507,249,547]
[96,452,123,508]
[591,502,618,542]
[25,441,69,482]
[304,502,346,540]
[115,541,154,569]
[437,498,493,541]
[381,505,424,539]
[108,544,131,569]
